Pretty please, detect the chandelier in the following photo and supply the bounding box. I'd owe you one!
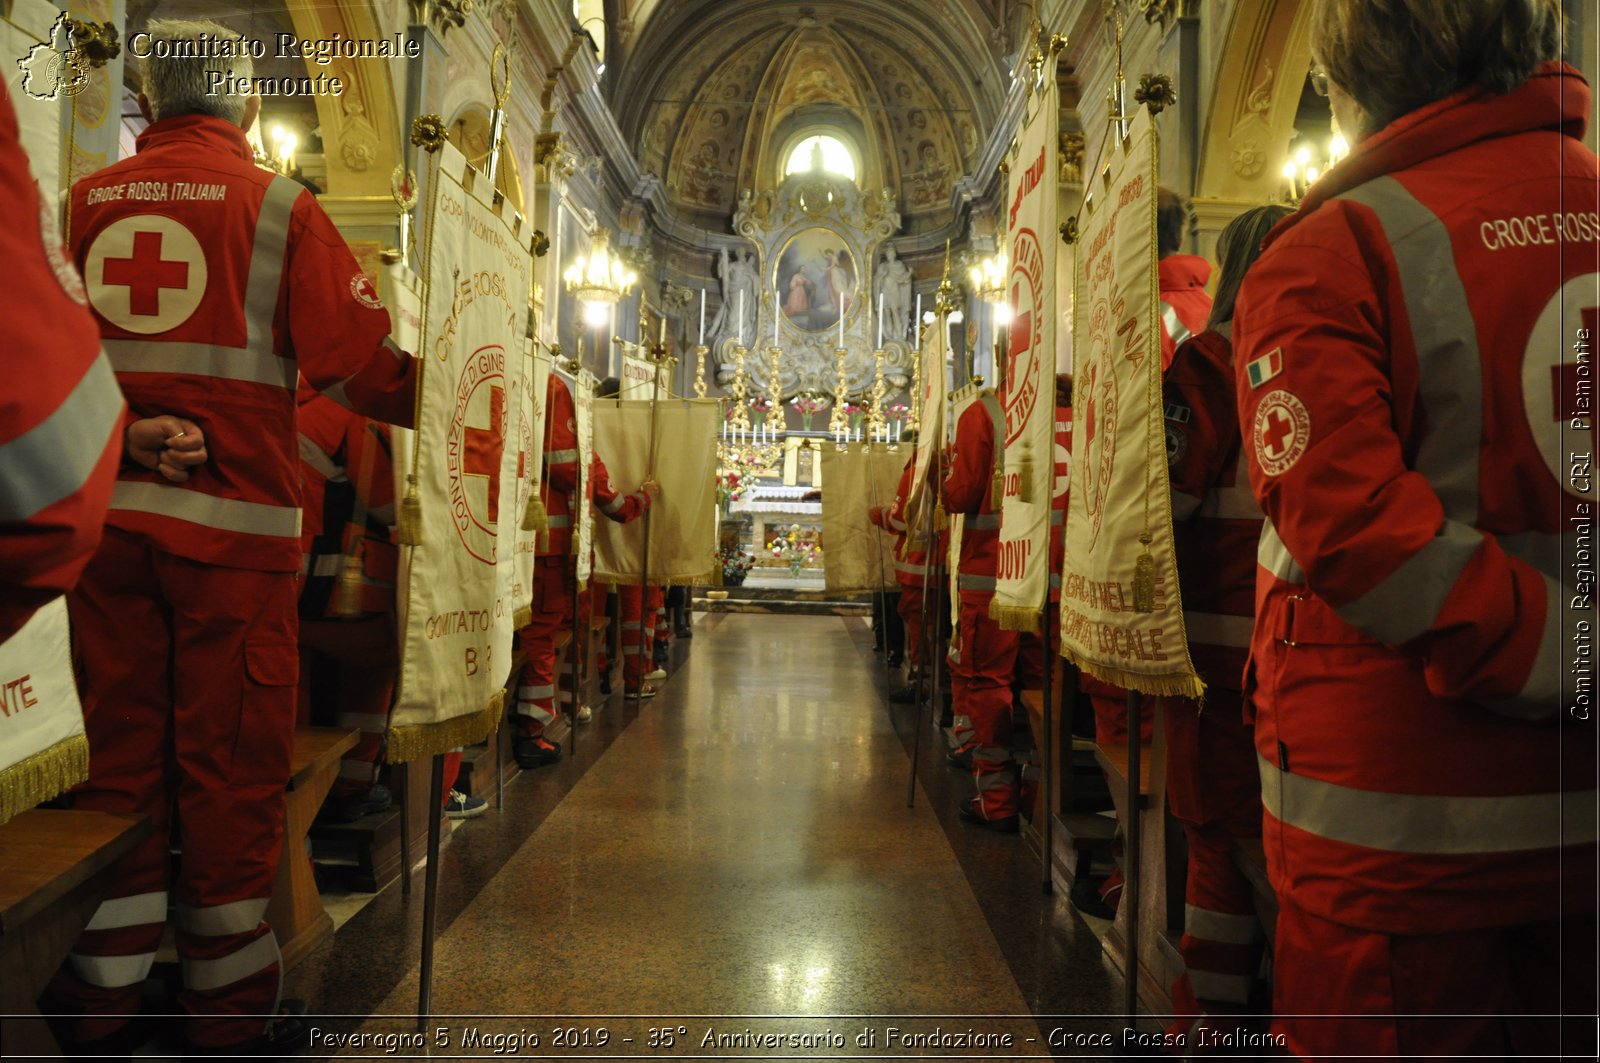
[969,251,1011,325]
[564,229,637,326]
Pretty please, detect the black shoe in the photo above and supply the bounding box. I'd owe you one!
[888,684,918,704]
[513,737,562,769]
[185,999,310,1060]
[957,798,1020,833]
[653,648,669,668]
[946,745,974,771]
[317,784,392,824]
[886,651,904,668]
[675,625,693,639]
[1069,873,1116,919]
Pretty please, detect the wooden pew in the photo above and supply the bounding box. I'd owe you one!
[267,727,357,970]
[1018,676,1117,885]
[0,809,151,1056]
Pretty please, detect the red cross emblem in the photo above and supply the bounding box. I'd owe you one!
[463,385,506,524]
[1254,390,1310,477]
[85,215,207,334]
[102,231,188,316]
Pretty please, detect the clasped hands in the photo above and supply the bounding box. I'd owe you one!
[126,416,208,483]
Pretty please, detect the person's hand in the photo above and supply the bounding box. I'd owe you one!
[126,416,207,483]
[640,476,661,500]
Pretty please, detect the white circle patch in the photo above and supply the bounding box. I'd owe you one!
[84,215,207,334]
[1254,389,1311,477]
[1520,273,1597,500]
[350,272,384,310]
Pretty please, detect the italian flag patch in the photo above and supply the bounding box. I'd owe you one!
[1246,347,1284,388]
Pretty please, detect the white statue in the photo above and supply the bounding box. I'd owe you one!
[875,245,913,342]
[708,247,760,344]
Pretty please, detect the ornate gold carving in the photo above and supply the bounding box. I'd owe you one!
[1060,130,1087,183]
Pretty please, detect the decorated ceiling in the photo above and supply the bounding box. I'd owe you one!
[614,0,1016,230]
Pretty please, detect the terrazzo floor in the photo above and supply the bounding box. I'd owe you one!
[284,612,1124,1060]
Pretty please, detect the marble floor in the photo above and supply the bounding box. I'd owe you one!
[285,612,1125,1059]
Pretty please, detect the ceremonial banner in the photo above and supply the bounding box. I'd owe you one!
[390,144,535,760]
[620,353,664,400]
[990,47,1060,633]
[590,399,720,584]
[572,368,596,585]
[820,443,901,594]
[515,345,551,628]
[1059,108,1202,698]
[0,600,86,824]
[497,341,530,633]
[903,312,950,538]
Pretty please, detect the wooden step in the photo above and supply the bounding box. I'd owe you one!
[1094,741,1154,807]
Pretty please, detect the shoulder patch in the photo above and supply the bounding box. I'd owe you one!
[350,272,384,310]
[1245,347,1284,388]
[1253,389,1310,476]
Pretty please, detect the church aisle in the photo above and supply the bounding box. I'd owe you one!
[290,612,1118,1057]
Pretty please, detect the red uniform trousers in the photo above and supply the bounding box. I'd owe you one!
[616,583,650,690]
[55,529,297,1047]
[649,586,669,654]
[1272,897,1594,1061]
[558,582,602,717]
[949,596,1019,820]
[896,586,924,669]
[294,619,396,800]
[1160,687,1265,1043]
[514,555,574,743]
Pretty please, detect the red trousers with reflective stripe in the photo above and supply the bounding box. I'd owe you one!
[950,597,1018,819]
[616,584,649,689]
[515,556,573,738]
[1272,896,1595,1061]
[1161,689,1264,1036]
[55,528,296,1046]
[897,587,924,668]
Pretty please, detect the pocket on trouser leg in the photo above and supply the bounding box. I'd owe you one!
[230,641,297,788]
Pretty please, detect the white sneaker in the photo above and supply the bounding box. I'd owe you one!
[575,704,593,724]
[645,667,667,680]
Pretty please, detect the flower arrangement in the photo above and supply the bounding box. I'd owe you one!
[790,393,830,431]
[767,523,822,576]
[717,543,755,585]
[844,402,866,432]
[716,469,745,510]
[887,402,910,438]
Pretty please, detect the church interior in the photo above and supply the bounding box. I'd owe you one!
[1,0,1597,1059]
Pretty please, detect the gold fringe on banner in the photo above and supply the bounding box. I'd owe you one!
[0,733,89,825]
[989,601,1043,634]
[1058,642,1207,701]
[513,606,533,629]
[384,692,505,764]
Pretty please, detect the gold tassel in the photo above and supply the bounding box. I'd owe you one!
[397,474,423,546]
[333,549,364,618]
[1133,532,1156,612]
[1018,440,1035,504]
[934,502,949,532]
[513,605,533,629]
[990,461,1005,509]
[522,489,548,533]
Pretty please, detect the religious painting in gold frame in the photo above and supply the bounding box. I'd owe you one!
[775,227,857,333]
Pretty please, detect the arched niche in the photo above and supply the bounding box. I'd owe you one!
[447,105,526,216]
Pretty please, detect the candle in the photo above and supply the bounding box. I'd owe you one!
[877,292,884,349]
[659,315,667,346]
[915,293,922,348]
[773,288,780,346]
[699,289,706,345]
[838,293,845,347]
[738,290,745,346]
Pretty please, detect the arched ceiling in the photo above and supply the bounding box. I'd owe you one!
[613,0,1013,228]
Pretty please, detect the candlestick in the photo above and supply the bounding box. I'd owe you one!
[838,294,845,347]
[773,289,780,347]
[915,293,923,348]
[699,289,706,345]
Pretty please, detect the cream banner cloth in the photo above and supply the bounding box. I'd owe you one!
[620,353,664,400]
[0,600,87,824]
[500,339,534,632]
[514,346,550,628]
[590,399,720,585]
[1059,108,1201,698]
[820,443,902,594]
[390,144,535,760]
[990,49,1060,633]
[903,314,950,542]
[572,368,596,585]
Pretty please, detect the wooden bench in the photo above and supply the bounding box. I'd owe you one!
[266,727,357,970]
[0,809,151,1056]
[1094,741,1154,807]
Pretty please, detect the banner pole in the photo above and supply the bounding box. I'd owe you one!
[1123,688,1143,1021]
[863,440,891,670]
[416,752,445,1032]
[1040,602,1054,894]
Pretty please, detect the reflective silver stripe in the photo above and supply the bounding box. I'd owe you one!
[1484,573,1561,719]
[0,350,122,521]
[514,702,556,723]
[1185,904,1261,945]
[518,684,554,700]
[111,481,301,538]
[1161,301,1192,349]
[321,376,353,410]
[599,494,625,516]
[966,514,1001,530]
[1184,611,1254,649]
[174,898,269,937]
[546,515,571,529]
[546,449,578,464]
[1049,573,1061,590]
[1258,753,1599,854]
[958,574,996,591]
[68,950,156,988]
[309,555,341,578]
[336,712,390,732]
[245,177,303,352]
[1187,970,1253,1005]
[107,338,295,390]
[1338,177,1482,524]
[1257,520,1304,584]
[895,563,927,577]
[180,933,278,991]
[84,891,167,932]
[887,516,906,532]
[1171,491,1202,522]
[297,434,342,482]
[1333,520,1481,646]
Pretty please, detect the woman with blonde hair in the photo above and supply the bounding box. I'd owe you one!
[1232,0,1596,1056]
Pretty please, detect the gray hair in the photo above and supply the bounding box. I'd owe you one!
[140,19,253,124]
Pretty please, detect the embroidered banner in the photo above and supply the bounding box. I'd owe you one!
[1059,108,1202,698]
[620,352,664,400]
[991,48,1061,633]
[513,345,550,629]
[0,599,87,824]
[903,311,950,542]
[590,398,720,585]
[821,443,902,594]
[390,144,534,760]
[572,367,596,585]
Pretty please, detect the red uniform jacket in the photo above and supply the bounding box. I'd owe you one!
[1050,404,1072,604]
[0,82,123,640]
[1158,254,1213,372]
[1164,326,1260,691]
[943,391,1004,602]
[69,115,416,573]
[539,374,580,558]
[1234,62,1597,933]
[872,456,927,589]
[297,381,396,618]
